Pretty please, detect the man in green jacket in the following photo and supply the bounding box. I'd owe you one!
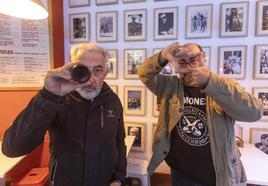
[138,42,263,186]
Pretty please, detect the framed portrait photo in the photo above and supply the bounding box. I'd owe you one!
[106,49,118,79]
[250,128,268,155]
[124,9,147,41]
[219,1,249,37]
[69,13,90,43]
[253,45,268,79]
[124,86,146,116]
[96,0,117,5]
[69,0,90,7]
[152,95,160,117]
[256,0,268,36]
[124,49,146,79]
[125,122,146,152]
[252,87,268,120]
[96,11,117,42]
[218,45,247,79]
[154,7,178,40]
[202,46,211,68]
[185,4,213,39]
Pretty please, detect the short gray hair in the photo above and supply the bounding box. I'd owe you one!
[70,43,109,66]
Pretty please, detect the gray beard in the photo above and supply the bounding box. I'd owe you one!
[76,87,101,100]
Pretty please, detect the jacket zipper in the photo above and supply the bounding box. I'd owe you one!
[51,160,58,186]
[100,105,104,128]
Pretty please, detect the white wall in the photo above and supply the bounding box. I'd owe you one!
[63,0,268,173]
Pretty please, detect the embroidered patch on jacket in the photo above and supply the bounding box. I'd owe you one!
[107,110,116,117]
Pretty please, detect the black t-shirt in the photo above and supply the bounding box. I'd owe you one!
[165,86,216,185]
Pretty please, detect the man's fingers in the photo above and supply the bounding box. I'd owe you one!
[177,66,192,74]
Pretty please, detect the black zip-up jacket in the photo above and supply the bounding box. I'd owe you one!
[2,82,126,186]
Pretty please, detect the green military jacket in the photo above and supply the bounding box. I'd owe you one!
[138,53,263,186]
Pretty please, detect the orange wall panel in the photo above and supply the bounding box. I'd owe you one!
[0,91,37,140]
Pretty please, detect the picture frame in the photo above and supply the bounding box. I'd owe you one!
[152,123,157,134]
[152,95,160,117]
[253,45,268,79]
[185,4,213,39]
[69,13,90,43]
[96,11,117,42]
[124,9,147,41]
[96,0,117,5]
[202,46,211,68]
[256,0,268,36]
[154,7,178,40]
[218,45,247,79]
[153,48,162,54]
[69,0,90,7]
[124,49,146,79]
[125,122,146,152]
[219,1,249,37]
[235,124,243,139]
[106,49,118,79]
[123,0,145,4]
[109,85,118,94]
[249,128,268,155]
[124,86,146,116]
[252,87,268,120]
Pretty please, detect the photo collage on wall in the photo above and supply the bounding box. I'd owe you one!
[68,0,268,154]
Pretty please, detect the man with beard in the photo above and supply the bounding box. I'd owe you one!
[138,42,263,186]
[2,43,126,186]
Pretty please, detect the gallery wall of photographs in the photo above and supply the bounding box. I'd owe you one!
[64,0,268,161]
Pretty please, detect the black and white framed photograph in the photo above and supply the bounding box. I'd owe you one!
[256,0,268,36]
[125,122,146,152]
[69,13,90,43]
[106,49,118,79]
[202,46,211,68]
[253,45,268,79]
[124,9,147,41]
[96,0,117,5]
[124,86,146,116]
[154,7,178,40]
[252,87,268,120]
[219,2,249,37]
[218,45,247,79]
[250,128,268,155]
[124,49,146,79]
[96,11,117,42]
[69,0,90,7]
[185,4,213,39]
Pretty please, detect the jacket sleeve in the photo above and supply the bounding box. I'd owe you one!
[114,109,127,182]
[2,88,64,157]
[202,72,263,122]
[137,52,176,97]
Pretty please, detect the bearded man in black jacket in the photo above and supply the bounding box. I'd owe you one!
[2,43,126,186]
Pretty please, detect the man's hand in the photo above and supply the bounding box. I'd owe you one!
[178,65,211,88]
[110,181,121,186]
[159,42,188,65]
[44,62,83,96]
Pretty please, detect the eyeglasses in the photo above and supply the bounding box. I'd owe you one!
[177,52,205,68]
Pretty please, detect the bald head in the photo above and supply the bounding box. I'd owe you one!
[183,43,203,54]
